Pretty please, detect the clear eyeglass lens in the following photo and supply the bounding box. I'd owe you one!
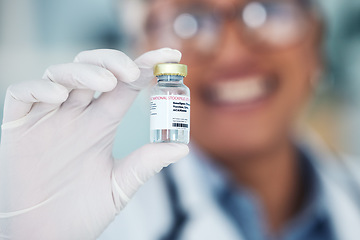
[243,2,267,29]
[242,2,307,47]
[173,13,199,39]
[172,11,220,52]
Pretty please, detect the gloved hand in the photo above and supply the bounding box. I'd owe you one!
[0,48,189,240]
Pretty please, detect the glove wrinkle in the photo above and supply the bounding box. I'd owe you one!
[0,195,55,218]
[111,169,130,213]
[1,108,59,130]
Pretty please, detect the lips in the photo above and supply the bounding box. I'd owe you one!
[201,73,279,109]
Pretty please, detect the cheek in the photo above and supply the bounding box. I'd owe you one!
[273,46,317,113]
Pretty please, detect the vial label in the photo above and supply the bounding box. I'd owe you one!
[150,95,190,130]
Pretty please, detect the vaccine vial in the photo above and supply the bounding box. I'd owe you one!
[150,63,190,144]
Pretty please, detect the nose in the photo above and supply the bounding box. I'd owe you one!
[214,20,255,66]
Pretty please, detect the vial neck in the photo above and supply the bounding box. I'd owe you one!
[157,75,184,83]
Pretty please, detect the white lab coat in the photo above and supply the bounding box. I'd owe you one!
[99,132,360,240]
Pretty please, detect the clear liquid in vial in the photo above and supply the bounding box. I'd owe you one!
[150,129,190,144]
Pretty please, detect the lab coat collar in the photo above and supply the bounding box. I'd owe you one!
[169,146,245,240]
[296,131,360,240]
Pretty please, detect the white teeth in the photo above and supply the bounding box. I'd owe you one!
[215,77,266,103]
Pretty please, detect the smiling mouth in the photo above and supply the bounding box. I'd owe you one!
[201,74,279,108]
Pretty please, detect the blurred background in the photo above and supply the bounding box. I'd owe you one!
[0,0,359,158]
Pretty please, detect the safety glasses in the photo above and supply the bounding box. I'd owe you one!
[146,0,315,54]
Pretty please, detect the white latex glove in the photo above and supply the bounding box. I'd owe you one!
[0,48,189,240]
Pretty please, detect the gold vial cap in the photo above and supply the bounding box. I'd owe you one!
[154,63,187,77]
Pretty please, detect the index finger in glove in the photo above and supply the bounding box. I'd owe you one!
[91,48,182,122]
[74,48,182,91]
[42,63,118,92]
[2,80,69,124]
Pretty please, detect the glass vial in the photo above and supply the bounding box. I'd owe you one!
[150,63,190,144]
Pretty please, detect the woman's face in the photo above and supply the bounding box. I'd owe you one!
[146,0,321,161]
